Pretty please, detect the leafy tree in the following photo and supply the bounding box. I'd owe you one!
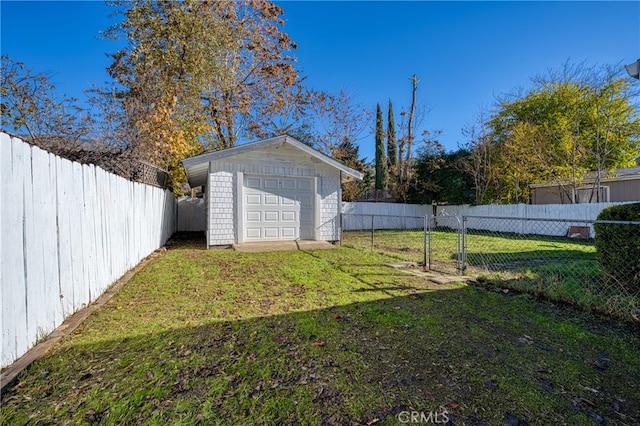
[410,147,475,205]
[374,103,386,193]
[104,0,301,175]
[333,135,370,201]
[473,62,640,204]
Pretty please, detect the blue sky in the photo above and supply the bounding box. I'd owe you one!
[2,1,639,162]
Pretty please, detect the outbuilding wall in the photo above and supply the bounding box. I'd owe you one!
[206,143,342,245]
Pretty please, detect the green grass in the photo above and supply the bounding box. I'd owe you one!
[2,235,639,425]
[344,229,639,322]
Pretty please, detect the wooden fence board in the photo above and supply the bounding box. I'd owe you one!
[1,133,176,368]
[1,135,27,366]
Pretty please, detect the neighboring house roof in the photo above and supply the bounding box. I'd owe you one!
[530,166,640,189]
[182,135,364,187]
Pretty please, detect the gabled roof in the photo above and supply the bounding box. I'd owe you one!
[182,135,364,187]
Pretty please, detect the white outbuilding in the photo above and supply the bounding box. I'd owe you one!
[182,135,363,247]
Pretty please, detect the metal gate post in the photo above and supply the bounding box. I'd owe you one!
[450,214,465,274]
[455,215,461,273]
[371,214,375,251]
[461,215,467,272]
[423,214,428,271]
[428,214,433,270]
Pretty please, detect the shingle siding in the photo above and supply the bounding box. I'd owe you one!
[207,171,235,245]
[319,174,340,241]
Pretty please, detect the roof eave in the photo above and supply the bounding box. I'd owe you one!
[181,135,364,184]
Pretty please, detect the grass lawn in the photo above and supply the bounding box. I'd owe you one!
[2,234,639,425]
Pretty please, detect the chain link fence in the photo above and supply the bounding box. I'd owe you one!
[341,214,427,266]
[341,212,640,322]
[461,216,640,321]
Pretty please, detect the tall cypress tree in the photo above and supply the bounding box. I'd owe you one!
[387,99,398,181]
[375,103,386,192]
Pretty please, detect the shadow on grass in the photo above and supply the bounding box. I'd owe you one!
[3,236,639,425]
[2,288,639,425]
[299,248,422,298]
[462,249,597,272]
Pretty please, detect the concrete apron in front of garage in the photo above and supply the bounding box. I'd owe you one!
[232,240,336,252]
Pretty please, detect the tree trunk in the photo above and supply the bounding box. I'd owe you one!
[404,75,419,180]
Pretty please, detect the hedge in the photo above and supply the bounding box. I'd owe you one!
[594,203,640,291]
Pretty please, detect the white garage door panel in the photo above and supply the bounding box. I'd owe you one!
[246,194,261,205]
[264,228,279,238]
[298,180,312,190]
[264,178,279,189]
[246,211,261,221]
[246,177,261,188]
[243,175,313,241]
[246,228,261,239]
[281,211,295,221]
[282,179,296,190]
[264,211,279,222]
[264,195,279,205]
[281,227,296,238]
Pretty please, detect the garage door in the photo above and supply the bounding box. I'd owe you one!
[243,175,313,241]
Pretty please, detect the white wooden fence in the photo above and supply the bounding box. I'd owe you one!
[434,202,633,236]
[176,196,206,232]
[433,203,628,222]
[0,133,176,368]
[341,201,632,234]
[341,202,429,230]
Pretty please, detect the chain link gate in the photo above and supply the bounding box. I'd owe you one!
[341,214,428,266]
[425,213,463,274]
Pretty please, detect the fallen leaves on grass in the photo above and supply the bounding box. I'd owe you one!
[517,335,534,345]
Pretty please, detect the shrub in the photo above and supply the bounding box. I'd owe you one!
[594,203,640,291]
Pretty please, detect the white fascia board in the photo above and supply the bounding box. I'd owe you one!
[181,135,363,182]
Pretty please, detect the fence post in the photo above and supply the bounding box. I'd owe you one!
[428,214,433,271]
[461,215,467,272]
[371,214,375,251]
[423,214,428,271]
